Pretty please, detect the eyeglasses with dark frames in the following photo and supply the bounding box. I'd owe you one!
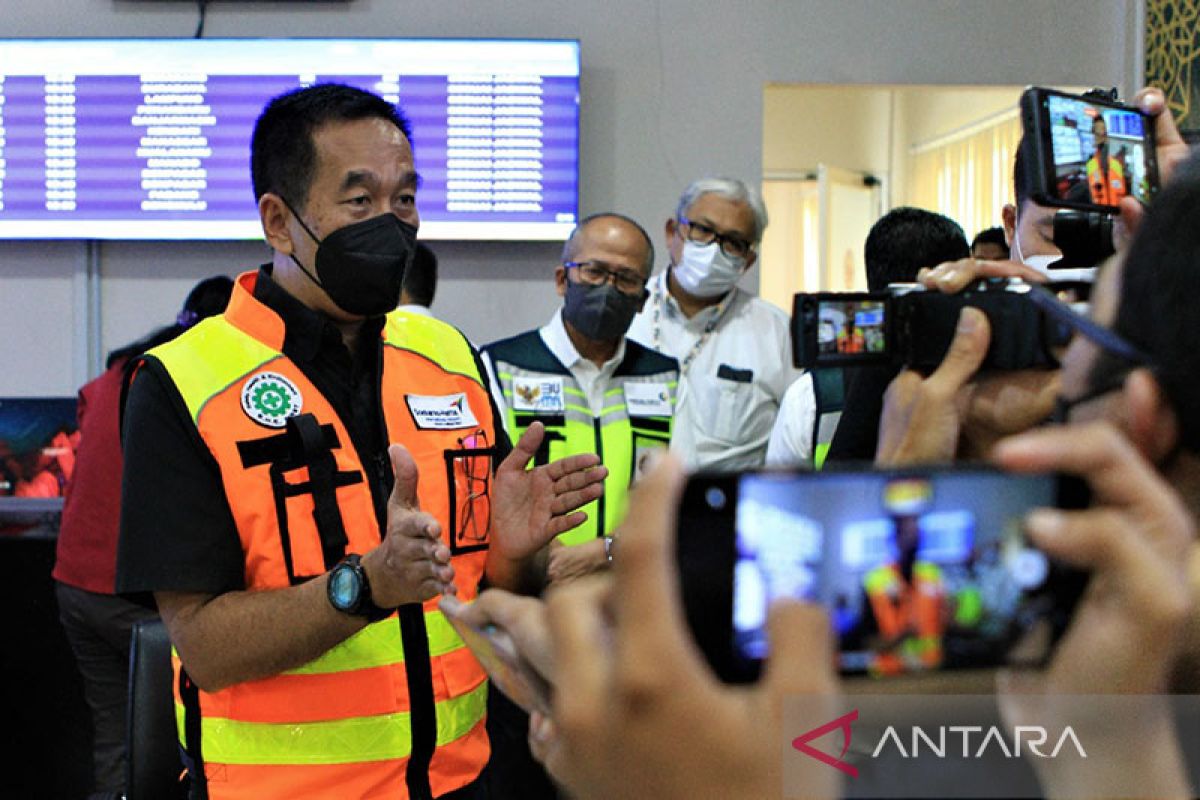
[563,260,648,296]
[677,216,754,260]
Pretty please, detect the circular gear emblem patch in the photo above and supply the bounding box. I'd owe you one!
[241,372,303,428]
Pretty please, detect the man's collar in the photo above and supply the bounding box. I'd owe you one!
[253,265,384,361]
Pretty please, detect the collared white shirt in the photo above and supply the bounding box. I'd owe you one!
[397,303,434,318]
[627,270,803,471]
[484,309,627,421]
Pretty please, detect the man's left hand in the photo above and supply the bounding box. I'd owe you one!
[546,539,609,587]
[489,421,607,571]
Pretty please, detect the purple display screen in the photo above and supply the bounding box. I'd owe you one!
[0,39,580,241]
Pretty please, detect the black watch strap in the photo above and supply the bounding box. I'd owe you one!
[332,553,394,622]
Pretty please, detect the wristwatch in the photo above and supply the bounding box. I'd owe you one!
[327,554,393,622]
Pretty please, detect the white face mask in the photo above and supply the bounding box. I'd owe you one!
[1012,226,1095,283]
[672,240,745,298]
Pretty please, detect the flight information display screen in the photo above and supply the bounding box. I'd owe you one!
[0,38,580,240]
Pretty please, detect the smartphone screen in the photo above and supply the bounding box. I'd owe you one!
[677,468,1087,682]
[793,292,892,368]
[1023,88,1159,212]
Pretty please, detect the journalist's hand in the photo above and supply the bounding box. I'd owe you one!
[532,453,841,800]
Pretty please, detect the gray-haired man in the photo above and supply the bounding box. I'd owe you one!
[627,177,802,470]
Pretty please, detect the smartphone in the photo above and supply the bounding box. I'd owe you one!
[440,596,554,716]
[1020,86,1160,213]
[676,467,1089,683]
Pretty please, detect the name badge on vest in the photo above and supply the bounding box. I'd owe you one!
[406,393,479,430]
[624,382,672,417]
[512,376,565,413]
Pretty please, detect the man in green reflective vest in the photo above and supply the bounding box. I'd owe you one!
[482,213,679,581]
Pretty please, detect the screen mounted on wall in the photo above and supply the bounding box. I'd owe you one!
[0,38,580,241]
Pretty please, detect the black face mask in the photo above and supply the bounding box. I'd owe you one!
[284,200,417,317]
[562,280,645,342]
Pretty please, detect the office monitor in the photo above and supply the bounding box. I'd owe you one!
[0,38,580,241]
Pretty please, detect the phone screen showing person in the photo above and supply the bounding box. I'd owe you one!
[792,292,893,368]
[677,468,1088,683]
[1021,87,1160,213]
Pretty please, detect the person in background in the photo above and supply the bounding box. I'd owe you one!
[771,207,967,466]
[53,274,234,800]
[627,177,799,471]
[481,212,676,799]
[400,241,439,316]
[483,213,677,583]
[970,226,1009,261]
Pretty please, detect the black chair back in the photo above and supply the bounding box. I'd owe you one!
[126,618,186,800]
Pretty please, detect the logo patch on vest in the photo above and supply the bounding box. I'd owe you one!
[512,376,565,412]
[624,382,672,417]
[241,372,303,428]
[406,393,479,430]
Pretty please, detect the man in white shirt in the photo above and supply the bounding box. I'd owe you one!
[482,213,679,574]
[627,177,802,471]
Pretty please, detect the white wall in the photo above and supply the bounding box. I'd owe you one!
[0,0,1137,395]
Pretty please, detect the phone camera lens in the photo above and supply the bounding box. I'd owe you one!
[705,487,727,510]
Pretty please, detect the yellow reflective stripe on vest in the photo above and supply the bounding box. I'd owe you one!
[283,610,465,676]
[384,311,481,387]
[150,317,283,423]
[181,680,487,766]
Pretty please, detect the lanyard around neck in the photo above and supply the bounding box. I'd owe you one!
[650,272,732,374]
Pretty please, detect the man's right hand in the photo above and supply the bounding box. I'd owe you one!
[362,443,455,607]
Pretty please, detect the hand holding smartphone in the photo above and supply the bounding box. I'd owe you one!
[440,593,555,716]
[1020,86,1160,213]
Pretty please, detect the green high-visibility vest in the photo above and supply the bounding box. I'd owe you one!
[483,331,678,545]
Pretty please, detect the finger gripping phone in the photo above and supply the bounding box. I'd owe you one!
[676,467,1089,683]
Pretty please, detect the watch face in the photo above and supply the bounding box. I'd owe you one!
[329,564,360,610]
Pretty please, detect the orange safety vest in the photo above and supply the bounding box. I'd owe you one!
[863,561,945,676]
[836,328,865,354]
[1086,150,1127,205]
[147,271,492,799]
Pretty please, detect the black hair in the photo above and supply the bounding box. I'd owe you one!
[1013,136,1032,210]
[250,83,413,208]
[403,242,439,308]
[971,226,1009,255]
[106,275,235,369]
[563,212,656,276]
[1090,149,1200,453]
[863,207,969,290]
